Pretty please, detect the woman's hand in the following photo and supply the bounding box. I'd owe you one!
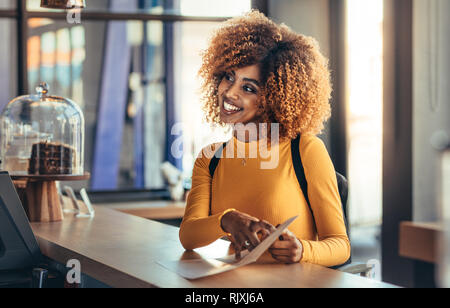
[269,229,303,264]
[221,210,276,259]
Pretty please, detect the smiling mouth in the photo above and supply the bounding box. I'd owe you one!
[223,101,243,113]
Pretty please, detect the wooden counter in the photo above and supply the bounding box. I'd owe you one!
[95,200,185,220]
[399,221,443,263]
[31,206,397,288]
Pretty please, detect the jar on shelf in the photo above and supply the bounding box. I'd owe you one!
[0,82,85,176]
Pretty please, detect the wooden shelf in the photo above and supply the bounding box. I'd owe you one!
[399,221,443,264]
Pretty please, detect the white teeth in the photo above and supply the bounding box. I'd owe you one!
[224,101,241,112]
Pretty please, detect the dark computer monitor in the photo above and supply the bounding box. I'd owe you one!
[0,171,41,271]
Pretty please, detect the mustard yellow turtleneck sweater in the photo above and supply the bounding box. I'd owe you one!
[179,134,350,267]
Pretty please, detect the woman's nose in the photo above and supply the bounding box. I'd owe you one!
[225,83,239,100]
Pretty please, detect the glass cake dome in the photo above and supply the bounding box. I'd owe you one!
[0,82,84,175]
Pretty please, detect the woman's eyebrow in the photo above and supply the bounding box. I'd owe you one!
[243,78,261,87]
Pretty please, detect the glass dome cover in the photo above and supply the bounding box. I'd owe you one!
[0,82,84,176]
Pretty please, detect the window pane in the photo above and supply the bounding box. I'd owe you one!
[179,0,251,17]
[27,0,251,17]
[173,21,232,175]
[0,19,17,113]
[346,0,383,226]
[0,0,15,9]
[27,19,166,191]
[27,0,109,12]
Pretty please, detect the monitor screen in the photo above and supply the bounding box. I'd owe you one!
[0,171,41,270]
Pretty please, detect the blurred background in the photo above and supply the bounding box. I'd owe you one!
[0,0,448,288]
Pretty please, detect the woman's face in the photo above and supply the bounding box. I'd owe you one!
[218,64,262,125]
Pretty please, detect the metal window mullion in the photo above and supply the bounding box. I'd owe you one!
[0,9,18,18]
[328,0,348,177]
[18,0,29,95]
[26,11,228,22]
[251,0,269,15]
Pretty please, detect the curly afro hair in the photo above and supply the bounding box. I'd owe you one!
[198,10,332,139]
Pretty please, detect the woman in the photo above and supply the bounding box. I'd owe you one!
[179,11,350,267]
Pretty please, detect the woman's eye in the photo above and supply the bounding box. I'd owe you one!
[224,74,233,82]
[243,85,256,94]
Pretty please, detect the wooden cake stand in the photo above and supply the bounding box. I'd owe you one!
[11,173,90,223]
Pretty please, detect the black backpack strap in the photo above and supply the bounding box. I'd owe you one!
[292,134,351,268]
[291,135,313,215]
[209,142,228,178]
[291,135,350,226]
[208,142,228,215]
[335,172,349,220]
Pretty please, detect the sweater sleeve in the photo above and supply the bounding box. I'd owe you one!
[298,135,351,267]
[179,144,235,250]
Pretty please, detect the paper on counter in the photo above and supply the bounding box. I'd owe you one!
[158,215,298,280]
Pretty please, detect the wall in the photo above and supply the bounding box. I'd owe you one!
[268,0,330,56]
[413,0,450,222]
[268,0,332,148]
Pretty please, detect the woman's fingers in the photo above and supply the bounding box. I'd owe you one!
[236,232,247,247]
[232,234,256,257]
[249,220,275,241]
[269,243,301,262]
[235,248,241,259]
[269,235,295,257]
[258,220,277,233]
[245,232,260,251]
[224,210,281,257]
[270,254,299,264]
[270,231,295,248]
[258,228,271,241]
[228,216,302,263]
[269,230,303,263]
[248,219,274,233]
[270,240,293,249]
[243,220,275,250]
[271,230,295,245]
[269,248,294,257]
